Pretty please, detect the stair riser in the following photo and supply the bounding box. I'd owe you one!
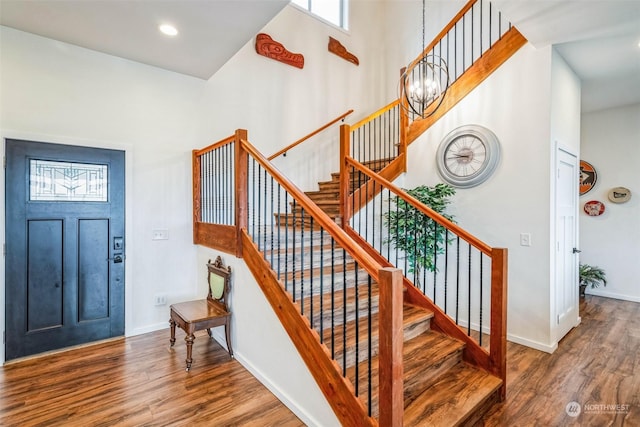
[306,294,380,330]
[332,315,431,369]
[282,272,372,300]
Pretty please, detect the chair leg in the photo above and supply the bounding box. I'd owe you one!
[185,334,195,371]
[169,318,176,347]
[206,328,212,338]
[225,321,234,358]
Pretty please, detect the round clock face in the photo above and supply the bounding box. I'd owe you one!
[436,125,501,188]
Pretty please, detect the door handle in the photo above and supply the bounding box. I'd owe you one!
[572,248,581,254]
[108,254,124,263]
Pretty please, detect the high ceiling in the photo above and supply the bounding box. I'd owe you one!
[493,0,640,113]
[0,0,289,80]
[1,0,639,112]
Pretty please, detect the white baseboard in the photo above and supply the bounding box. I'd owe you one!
[128,322,167,337]
[232,348,328,427]
[585,289,640,303]
[507,333,558,354]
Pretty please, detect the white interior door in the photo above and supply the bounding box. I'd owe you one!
[555,147,579,341]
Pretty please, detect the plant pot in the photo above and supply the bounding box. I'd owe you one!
[579,284,587,298]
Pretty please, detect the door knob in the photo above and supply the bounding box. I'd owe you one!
[573,248,581,254]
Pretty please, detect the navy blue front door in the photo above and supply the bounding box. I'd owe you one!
[5,139,125,360]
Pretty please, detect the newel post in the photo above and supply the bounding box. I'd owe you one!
[339,124,351,227]
[489,247,508,400]
[192,149,201,244]
[379,267,404,426]
[234,129,249,258]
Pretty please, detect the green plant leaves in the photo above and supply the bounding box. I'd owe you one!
[384,183,456,275]
[579,263,607,288]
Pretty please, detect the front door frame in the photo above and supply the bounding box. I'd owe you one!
[1,131,133,364]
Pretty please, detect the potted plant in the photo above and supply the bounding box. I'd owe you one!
[384,183,456,283]
[579,263,607,297]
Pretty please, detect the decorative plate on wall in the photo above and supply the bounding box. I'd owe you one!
[607,186,631,203]
[579,160,597,195]
[436,125,501,188]
[583,200,605,216]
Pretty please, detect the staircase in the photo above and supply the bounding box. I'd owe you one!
[276,226,503,425]
[194,0,521,423]
[283,159,392,226]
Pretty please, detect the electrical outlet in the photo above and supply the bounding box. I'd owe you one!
[152,229,169,240]
[154,293,167,306]
[520,233,531,247]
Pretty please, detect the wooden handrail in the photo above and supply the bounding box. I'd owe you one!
[350,100,400,131]
[267,109,354,161]
[194,134,235,157]
[240,138,384,280]
[406,0,478,72]
[345,156,493,255]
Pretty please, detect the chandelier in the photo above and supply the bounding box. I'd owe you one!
[400,0,449,119]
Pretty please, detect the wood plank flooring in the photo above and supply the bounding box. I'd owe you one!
[482,295,640,426]
[0,295,637,426]
[0,330,303,426]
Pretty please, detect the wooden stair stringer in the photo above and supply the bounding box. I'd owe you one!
[406,26,528,145]
[241,231,376,426]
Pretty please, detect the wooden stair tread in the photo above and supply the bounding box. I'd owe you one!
[402,331,466,398]
[403,362,502,427]
[324,304,433,367]
[347,329,467,418]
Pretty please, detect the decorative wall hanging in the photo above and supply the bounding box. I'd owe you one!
[255,33,304,69]
[435,124,501,188]
[583,200,605,216]
[328,37,359,66]
[579,160,597,195]
[608,186,631,203]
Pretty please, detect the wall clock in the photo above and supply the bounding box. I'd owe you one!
[436,124,501,188]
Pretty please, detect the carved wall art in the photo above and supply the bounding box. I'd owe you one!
[255,33,304,69]
[328,36,359,66]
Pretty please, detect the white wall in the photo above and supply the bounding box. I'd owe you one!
[400,44,561,352]
[199,2,390,193]
[549,49,582,343]
[1,1,395,423]
[0,27,206,362]
[580,103,640,302]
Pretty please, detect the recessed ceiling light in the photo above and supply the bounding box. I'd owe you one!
[159,24,178,37]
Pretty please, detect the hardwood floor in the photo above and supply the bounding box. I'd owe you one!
[0,295,637,426]
[482,295,640,426]
[0,330,303,426]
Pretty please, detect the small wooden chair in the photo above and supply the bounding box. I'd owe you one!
[169,256,233,371]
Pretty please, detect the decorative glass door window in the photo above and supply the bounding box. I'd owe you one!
[29,160,108,202]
